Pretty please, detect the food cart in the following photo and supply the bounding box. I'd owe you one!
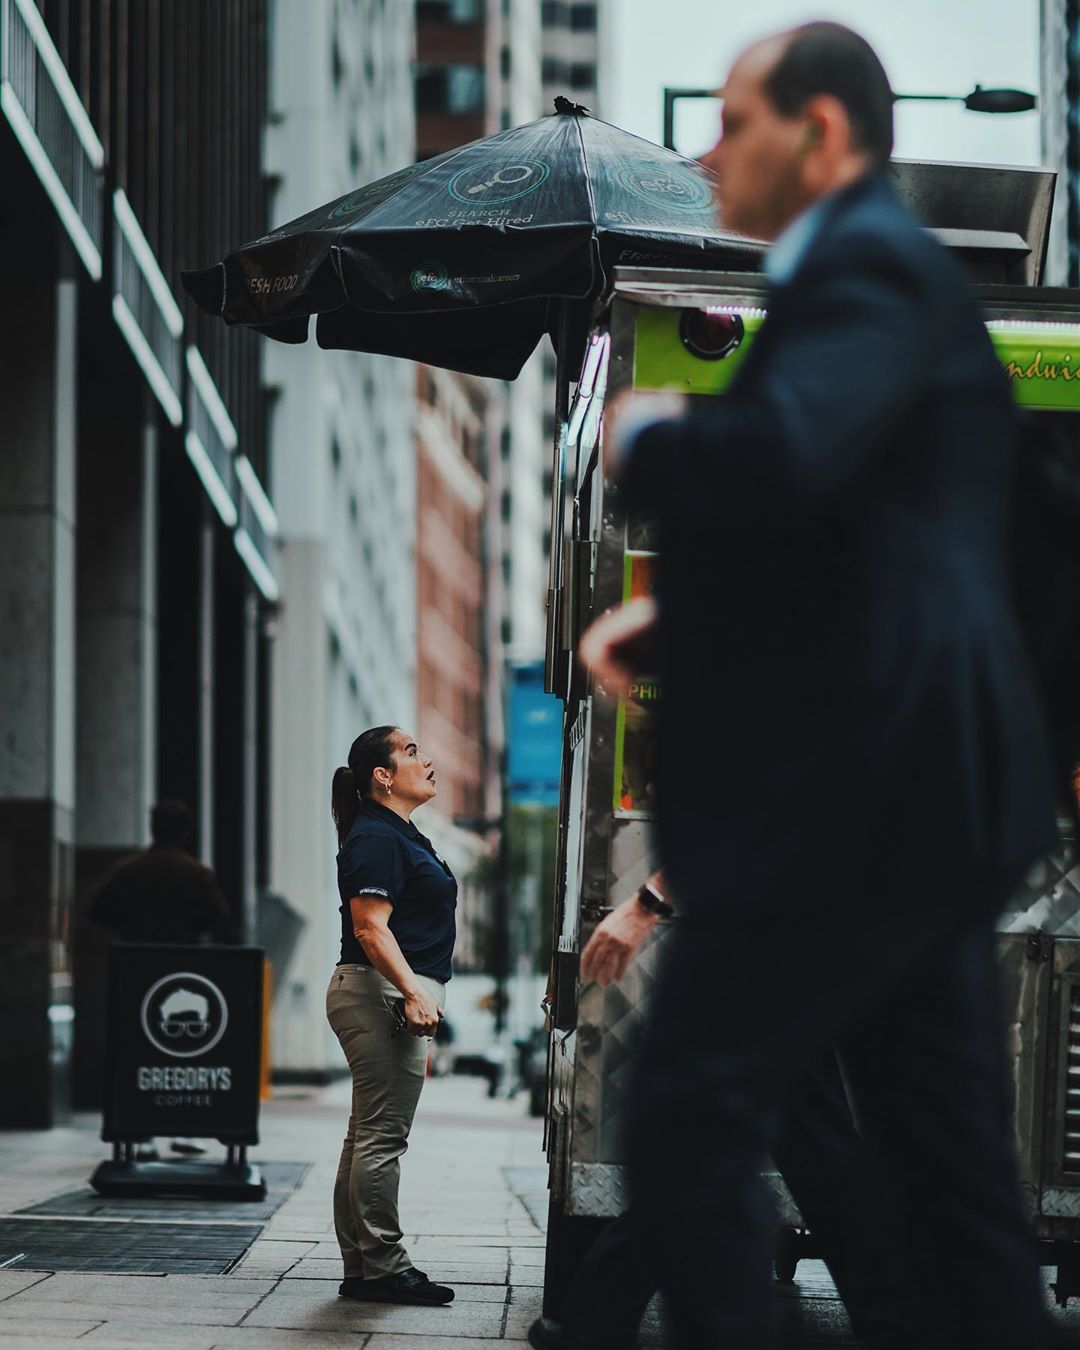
[539,159,1080,1309]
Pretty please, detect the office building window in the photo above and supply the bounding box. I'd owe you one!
[501,425,512,459]
[542,57,569,86]
[570,62,596,91]
[417,0,483,22]
[500,490,512,522]
[541,1,570,25]
[571,2,598,30]
[500,46,512,79]
[416,64,486,115]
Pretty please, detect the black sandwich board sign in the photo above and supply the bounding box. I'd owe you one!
[92,944,266,1199]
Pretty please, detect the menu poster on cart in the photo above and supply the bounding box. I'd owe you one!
[613,551,660,816]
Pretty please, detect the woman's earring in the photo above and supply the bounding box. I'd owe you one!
[385,781,392,795]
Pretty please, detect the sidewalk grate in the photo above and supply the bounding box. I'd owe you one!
[16,1161,309,1224]
[0,1218,262,1274]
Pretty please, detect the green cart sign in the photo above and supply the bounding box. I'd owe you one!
[633,309,1080,413]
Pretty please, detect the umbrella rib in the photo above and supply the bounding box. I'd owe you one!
[585,110,714,169]
[572,113,599,226]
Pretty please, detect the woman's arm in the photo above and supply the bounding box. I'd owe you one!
[350,894,440,1035]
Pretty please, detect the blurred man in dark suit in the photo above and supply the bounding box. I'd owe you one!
[89,799,234,945]
[577,22,1057,1350]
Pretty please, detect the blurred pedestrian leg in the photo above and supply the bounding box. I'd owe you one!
[550,1051,911,1348]
[625,901,1043,1350]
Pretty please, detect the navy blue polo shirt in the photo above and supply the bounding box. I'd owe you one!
[337,797,457,982]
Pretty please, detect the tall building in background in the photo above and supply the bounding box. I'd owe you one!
[538,0,613,639]
[0,0,276,1124]
[265,0,418,1076]
[540,0,611,116]
[414,365,494,968]
[1040,0,1074,285]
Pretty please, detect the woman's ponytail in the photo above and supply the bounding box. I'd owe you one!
[331,766,360,846]
[332,725,400,845]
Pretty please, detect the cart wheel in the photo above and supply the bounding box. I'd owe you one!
[774,1227,799,1285]
[542,1194,609,1317]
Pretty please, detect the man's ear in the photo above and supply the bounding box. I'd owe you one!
[798,121,823,155]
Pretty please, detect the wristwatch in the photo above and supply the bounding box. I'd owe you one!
[635,882,673,920]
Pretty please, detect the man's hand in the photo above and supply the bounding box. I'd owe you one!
[579,597,657,700]
[604,388,685,478]
[404,987,441,1037]
[580,895,659,987]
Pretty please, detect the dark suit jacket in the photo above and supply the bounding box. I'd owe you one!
[88,845,236,943]
[621,172,1057,916]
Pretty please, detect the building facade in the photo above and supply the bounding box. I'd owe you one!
[0,0,278,1126]
[1041,0,1075,286]
[264,0,421,1076]
[414,364,495,968]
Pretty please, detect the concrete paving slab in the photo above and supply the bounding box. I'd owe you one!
[0,1318,102,1339]
[240,1285,507,1337]
[0,1272,275,1314]
[78,1328,218,1349]
[502,1286,544,1340]
[0,1340,110,1349]
[210,1331,373,1348]
[0,1272,52,1300]
[506,1264,543,1288]
[363,1340,528,1350]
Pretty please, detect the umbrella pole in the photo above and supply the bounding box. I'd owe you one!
[544,302,573,696]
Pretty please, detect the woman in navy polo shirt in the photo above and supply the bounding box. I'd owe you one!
[327,725,458,1308]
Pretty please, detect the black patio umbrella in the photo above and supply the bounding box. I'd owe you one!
[181,99,759,380]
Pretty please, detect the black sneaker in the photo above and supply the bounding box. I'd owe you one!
[338,1268,454,1306]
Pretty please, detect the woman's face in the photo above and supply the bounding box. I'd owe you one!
[387,729,437,805]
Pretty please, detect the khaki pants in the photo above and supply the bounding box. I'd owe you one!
[326,964,446,1279]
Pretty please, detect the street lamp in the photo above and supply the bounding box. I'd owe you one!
[661,83,1038,152]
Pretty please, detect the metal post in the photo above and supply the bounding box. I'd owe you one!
[545,305,573,695]
[494,711,511,1039]
[662,88,677,152]
[661,87,721,153]
[140,397,159,837]
[198,503,215,867]
[241,586,258,945]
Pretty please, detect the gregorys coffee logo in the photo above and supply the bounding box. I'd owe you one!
[614,165,714,214]
[140,972,229,1059]
[448,160,550,205]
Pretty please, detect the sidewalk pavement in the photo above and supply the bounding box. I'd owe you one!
[0,1075,555,1350]
[11,1074,1076,1348]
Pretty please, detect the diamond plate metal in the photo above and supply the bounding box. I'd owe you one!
[568,1163,629,1217]
[1040,1186,1080,1219]
[999,839,1080,935]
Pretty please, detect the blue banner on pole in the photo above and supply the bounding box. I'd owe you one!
[507,662,562,805]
